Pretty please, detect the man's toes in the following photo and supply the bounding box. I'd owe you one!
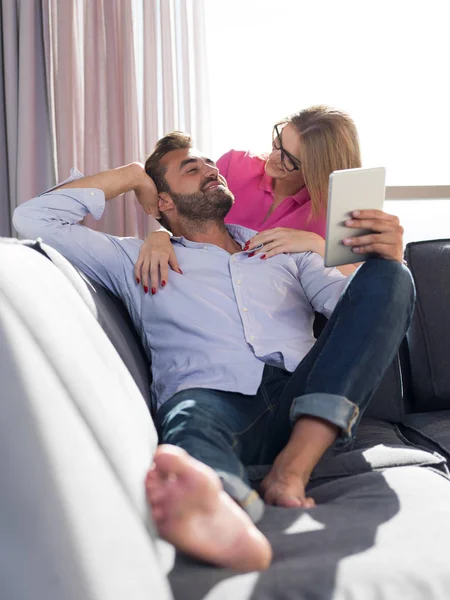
[151,503,166,521]
[304,497,316,509]
[264,488,300,507]
[145,468,160,486]
[262,487,276,505]
[276,495,303,508]
[153,445,191,479]
[146,485,167,505]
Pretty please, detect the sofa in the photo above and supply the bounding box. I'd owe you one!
[1,235,450,600]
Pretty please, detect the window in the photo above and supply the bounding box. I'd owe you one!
[204,0,450,186]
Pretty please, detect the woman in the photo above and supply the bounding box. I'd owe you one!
[134,105,396,290]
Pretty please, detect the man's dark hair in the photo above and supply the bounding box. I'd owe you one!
[145,132,193,231]
[145,131,193,193]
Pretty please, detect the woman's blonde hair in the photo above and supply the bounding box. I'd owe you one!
[283,105,361,218]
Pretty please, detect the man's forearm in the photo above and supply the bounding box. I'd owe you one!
[56,162,144,201]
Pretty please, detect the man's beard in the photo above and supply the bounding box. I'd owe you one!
[169,180,235,226]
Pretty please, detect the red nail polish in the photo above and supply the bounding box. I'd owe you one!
[151,287,157,295]
[161,280,166,287]
[260,254,266,259]
[136,277,140,284]
[179,269,183,274]
[143,286,148,294]
[248,252,255,258]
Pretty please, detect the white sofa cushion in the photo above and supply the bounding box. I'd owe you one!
[1,240,156,519]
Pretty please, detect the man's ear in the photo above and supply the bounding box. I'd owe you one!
[158,192,175,214]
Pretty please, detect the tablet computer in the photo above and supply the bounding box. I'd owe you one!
[324,166,386,267]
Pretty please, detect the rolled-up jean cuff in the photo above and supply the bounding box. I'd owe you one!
[216,471,265,524]
[290,393,360,441]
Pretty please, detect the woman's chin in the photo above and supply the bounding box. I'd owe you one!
[264,160,285,180]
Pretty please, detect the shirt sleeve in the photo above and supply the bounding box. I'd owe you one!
[293,252,349,317]
[13,170,138,297]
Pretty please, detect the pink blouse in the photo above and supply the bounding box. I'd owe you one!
[217,150,326,237]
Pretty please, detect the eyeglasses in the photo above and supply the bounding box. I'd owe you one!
[272,124,301,172]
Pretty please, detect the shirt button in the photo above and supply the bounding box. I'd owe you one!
[236,279,242,285]
[249,335,255,342]
[243,307,248,312]
[90,191,96,196]
[203,246,208,250]
[232,256,237,263]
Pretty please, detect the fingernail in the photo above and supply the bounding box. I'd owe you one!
[244,243,250,249]
[260,254,266,259]
[343,238,352,245]
[353,210,361,216]
[248,252,255,258]
[143,286,148,294]
[161,280,166,287]
[178,269,183,274]
[346,220,354,226]
[352,247,361,253]
[151,287,157,295]
[136,277,140,284]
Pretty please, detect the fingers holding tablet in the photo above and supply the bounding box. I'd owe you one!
[343,210,404,262]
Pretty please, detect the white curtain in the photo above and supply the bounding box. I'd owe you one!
[0,0,55,237]
[41,0,211,238]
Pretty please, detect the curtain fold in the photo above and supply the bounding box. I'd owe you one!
[41,0,211,239]
[0,0,54,237]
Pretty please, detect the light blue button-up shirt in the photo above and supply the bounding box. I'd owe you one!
[13,169,348,409]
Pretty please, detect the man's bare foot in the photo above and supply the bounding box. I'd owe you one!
[260,416,338,508]
[260,468,316,509]
[145,445,272,571]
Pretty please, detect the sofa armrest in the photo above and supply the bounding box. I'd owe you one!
[404,239,450,411]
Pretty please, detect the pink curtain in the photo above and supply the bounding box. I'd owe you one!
[1,0,55,237]
[42,0,211,238]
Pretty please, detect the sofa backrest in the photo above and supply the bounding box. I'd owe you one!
[404,239,450,412]
[0,239,173,600]
[36,241,153,411]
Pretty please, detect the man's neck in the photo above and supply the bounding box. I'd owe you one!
[173,219,242,254]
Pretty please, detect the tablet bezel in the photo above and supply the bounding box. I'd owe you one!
[324,167,386,268]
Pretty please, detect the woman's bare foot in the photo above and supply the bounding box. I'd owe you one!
[260,468,316,508]
[145,445,272,571]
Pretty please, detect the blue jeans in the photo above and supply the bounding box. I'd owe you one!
[155,259,416,521]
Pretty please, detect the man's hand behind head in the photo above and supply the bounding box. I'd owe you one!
[134,165,160,217]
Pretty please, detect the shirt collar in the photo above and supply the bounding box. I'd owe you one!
[259,171,273,193]
[260,171,311,207]
[171,224,258,248]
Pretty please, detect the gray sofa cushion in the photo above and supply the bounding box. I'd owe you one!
[169,418,450,599]
[169,466,450,600]
[405,240,450,411]
[401,411,450,462]
[247,418,448,486]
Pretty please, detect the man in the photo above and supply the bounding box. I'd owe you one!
[13,132,414,572]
